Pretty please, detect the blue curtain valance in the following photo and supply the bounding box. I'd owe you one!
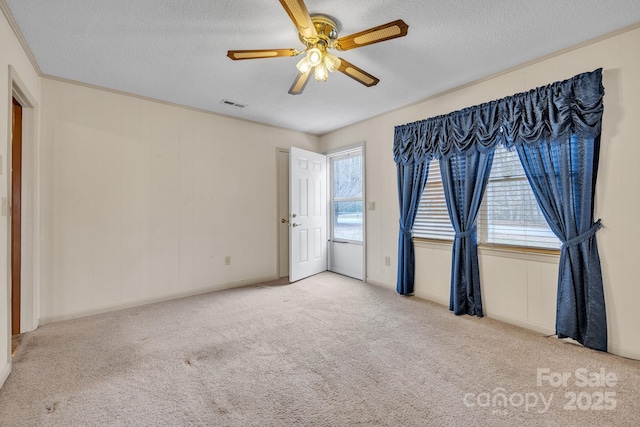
[394,69,604,165]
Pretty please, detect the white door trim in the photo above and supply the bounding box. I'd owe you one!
[276,148,289,278]
[9,66,39,334]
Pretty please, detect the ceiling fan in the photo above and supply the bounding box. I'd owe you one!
[227,0,409,95]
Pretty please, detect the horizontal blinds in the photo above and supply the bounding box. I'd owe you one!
[413,159,455,240]
[412,147,561,249]
[482,146,560,249]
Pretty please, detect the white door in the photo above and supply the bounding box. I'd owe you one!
[289,147,327,282]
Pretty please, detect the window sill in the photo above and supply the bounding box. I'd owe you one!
[478,244,560,264]
[413,237,453,250]
[413,238,560,264]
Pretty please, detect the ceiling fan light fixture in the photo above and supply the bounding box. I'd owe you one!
[296,56,312,74]
[314,62,328,82]
[324,52,341,73]
[307,47,323,67]
[228,2,409,95]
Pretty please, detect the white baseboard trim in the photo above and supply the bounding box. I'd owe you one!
[40,274,280,325]
[411,295,639,360]
[0,362,10,389]
[401,289,556,337]
[484,312,556,336]
[364,278,395,292]
[608,343,640,361]
[32,273,640,362]
[377,286,557,337]
[413,292,449,307]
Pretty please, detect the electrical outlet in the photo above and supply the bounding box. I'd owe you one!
[368,201,376,211]
[384,256,390,266]
[225,256,231,266]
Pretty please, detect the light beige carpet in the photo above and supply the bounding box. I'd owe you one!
[1,272,639,426]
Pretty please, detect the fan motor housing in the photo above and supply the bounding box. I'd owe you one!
[299,14,340,47]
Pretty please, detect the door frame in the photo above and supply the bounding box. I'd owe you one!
[276,147,289,278]
[11,97,22,335]
[6,66,39,342]
[276,144,367,282]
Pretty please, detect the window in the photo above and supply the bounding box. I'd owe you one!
[413,146,561,250]
[331,150,363,242]
[481,145,560,249]
[413,159,455,240]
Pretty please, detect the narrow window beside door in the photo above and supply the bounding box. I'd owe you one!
[331,151,363,242]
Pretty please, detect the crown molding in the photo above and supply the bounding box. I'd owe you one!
[0,0,43,75]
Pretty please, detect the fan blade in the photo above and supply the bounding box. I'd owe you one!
[288,70,312,95]
[279,0,317,40]
[335,20,409,51]
[227,49,299,60]
[337,58,380,87]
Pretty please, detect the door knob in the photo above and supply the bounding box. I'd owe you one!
[281,218,289,224]
[291,223,301,227]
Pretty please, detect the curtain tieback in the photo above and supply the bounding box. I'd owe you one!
[399,223,412,236]
[455,226,477,239]
[562,219,603,249]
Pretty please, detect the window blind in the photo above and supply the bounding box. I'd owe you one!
[481,145,560,249]
[412,147,561,250]
[412,159,455,240]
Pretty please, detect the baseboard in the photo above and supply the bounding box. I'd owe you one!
[412,292,449,307]
[409,290,556,336]
[0,362,10,389]
[608,343,640,361]
[484,312,556,336]
[365,278,394,291]
[33,273,640,362]
[412,296,639,360]
[406,291,555,336]
[40,274,280,325]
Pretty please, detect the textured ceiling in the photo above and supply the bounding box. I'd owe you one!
[4,0,640,135]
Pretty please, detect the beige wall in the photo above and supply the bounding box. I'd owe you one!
[39,78,319,323]
[0,8,40,387]
[320,26,640,359]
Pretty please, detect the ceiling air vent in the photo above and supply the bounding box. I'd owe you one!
[220,99,246,109]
